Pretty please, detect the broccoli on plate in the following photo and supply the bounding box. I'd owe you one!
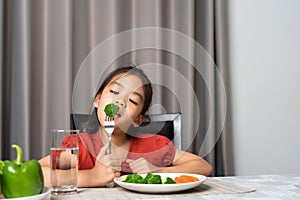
[162,177,176,184]
[122,174,145,184]
[144,173,162,184]
[121,173,177,184]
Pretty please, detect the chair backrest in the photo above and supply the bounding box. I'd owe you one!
[70,112,182,149]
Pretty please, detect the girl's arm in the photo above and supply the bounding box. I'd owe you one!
[39,155,117,188]
[156,150,213,176]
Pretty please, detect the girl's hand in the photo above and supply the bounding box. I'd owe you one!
[82,145,121,187]
[126,158,160,174]
[89,159,120,186]
[96,143,127,171]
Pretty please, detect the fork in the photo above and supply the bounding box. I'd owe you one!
[104,116,115,154]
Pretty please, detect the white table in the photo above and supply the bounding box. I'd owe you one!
[210,173,300,200]
[49,173,300,200]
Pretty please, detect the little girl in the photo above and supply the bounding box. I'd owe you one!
[39,65,212,187]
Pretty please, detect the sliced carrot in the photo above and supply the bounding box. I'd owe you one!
[174,177,182,183]
[174,175,199,184]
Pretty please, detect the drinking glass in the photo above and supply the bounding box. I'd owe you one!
[50,130,79,194]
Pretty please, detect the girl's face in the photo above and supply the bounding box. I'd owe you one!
[94,73,146,133]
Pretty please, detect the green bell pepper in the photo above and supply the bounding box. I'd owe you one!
[0,144,44,198]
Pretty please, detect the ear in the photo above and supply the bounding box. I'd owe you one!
[93,94,101,108]
[133,114,145,127]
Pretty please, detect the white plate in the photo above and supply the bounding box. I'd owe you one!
[0,187,51,200]
[114,173,206,193]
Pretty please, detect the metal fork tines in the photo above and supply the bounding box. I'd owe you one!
[104,116,115,154]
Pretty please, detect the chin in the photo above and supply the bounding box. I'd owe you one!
[115,123,131,133]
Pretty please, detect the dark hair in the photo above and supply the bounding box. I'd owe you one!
[87,65,153,133]
[95,65,153,114]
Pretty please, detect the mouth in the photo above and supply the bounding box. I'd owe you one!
[114,112,121,119]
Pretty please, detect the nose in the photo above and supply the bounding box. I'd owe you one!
[114,98,126,108]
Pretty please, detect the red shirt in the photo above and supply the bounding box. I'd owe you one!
[61,132,176,174]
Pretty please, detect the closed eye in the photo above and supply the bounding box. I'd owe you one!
[110,90,119,95]
[129,99,138,105]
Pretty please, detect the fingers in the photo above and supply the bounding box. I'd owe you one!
[97,144,123,171]
[106,171,121,188]
[115,171,121,177]
[105,171,121,188]
[126,158,160,174]
[96,143,109,160]
[99,155,121,171]
[94,160,121,185]
[126,159,134,164]
[97,143,127,161]
[107,166,121,177]
[106,167,121,187]
[101,156,121,171]
[126,158,148,173]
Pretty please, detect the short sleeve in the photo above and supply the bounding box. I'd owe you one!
[51,135,79,169]
[61,134,78,148]
[55,134,97,170]
[156,135,176,167]
[127,134,176,168]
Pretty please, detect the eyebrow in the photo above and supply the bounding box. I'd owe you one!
[110,81,144,101]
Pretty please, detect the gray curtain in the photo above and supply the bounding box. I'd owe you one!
[0,0,233,176]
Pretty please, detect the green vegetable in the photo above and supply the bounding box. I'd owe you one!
[144,172,162,184]
[122,173,175,184]
[162,177,176,184]
[0,161,3,175]
[0,144,44,198]
[122,174,145,184]
[144,172,153,183]
[104,103,119,117]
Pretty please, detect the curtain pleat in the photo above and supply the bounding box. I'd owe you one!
[0,0,3,158]
[11,0,31,160]
[0,0,232,175]
[2,0,32,160]
[214,0,234,175]
[30,0,50,158]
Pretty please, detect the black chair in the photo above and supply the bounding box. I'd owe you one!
[70,112,182,149]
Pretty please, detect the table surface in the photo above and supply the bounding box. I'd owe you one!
[47,173,300,200]
[213,173,300,200]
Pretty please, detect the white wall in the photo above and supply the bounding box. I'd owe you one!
[228,0,300,175]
